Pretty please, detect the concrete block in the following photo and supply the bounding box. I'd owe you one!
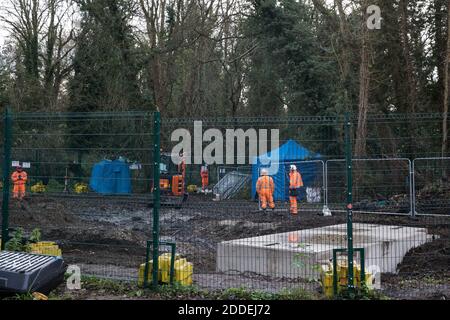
[217,223,436,279]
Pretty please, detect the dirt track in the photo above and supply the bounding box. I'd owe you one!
[1,194,449,299]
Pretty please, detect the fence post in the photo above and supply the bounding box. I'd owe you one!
[322,160,328,213]
[152,111,161,287]
[1,108,12,250]
[410,159,416,218]
[344,113,354,290]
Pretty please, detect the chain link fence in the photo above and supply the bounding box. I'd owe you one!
[1,111,155,280]
[0,111,448,299]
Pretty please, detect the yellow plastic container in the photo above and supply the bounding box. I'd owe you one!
[32,292,48,300]
[159,253,173,283]
[138,261,159,286]
[74,183,89,194]
[138,254,193,286]
[336,259,361,288]
[321,272,334,298]
[337,260,347,287]
[321,259,370,297]
[359,271,374,289]
[187,185,197,193]
[320,263,335,298]
[174,259,193,286]
[37,241,56,247]
[30,242,62,257]
[31,182,46,193]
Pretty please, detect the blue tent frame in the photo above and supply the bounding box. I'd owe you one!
[251,140,321,201]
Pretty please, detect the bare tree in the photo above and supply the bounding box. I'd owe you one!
[354,0,371,158]
[138,0,178,111]
[442,0,450,158]
[0,0,75,111]
[42,0,75,109]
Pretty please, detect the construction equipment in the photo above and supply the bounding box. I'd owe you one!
[158,153,185,197]
[0,251,66,295]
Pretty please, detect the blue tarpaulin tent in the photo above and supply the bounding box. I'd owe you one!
[251,140,321,201]
[90,160,132,194]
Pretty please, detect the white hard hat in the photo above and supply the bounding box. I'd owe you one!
[261,169,269,176]
[290,165,297,171]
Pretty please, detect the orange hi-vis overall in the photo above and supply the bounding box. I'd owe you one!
[256,175,275,210]
[289,171,303,215]
[11,170,28,200]
[200,167,209,191]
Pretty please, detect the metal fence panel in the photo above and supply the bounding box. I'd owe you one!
[0,112,448,299]
[326,158,412,216]
[1,111,155,281]
[412,158,450,216]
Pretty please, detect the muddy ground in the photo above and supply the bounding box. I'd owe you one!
[1,194,449,300]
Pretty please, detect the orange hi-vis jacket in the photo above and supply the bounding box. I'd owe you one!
[200,167,208,178]
[289,171,303,189]
[12,170,28,185]
[256,176,274,194]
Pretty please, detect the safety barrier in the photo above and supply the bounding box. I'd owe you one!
[216,158,450,218]
[1,110,449,299]
[412,157,450,216]
[325,158,413,216]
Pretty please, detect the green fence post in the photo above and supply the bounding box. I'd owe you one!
[152,111,161,287]
[344,112,354,291]
[168,242,176,285]
[1,108,13,250]
[143,240,151,288]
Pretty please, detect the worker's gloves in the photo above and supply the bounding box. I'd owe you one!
[18,175,22,180]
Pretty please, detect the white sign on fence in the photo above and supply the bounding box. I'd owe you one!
[129,163,142,170]
[22,162,31,169]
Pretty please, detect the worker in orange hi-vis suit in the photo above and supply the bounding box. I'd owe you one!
[200,164,209,193]
[256,169,275,212]
[289,165,304,215]
[11,165,28,200]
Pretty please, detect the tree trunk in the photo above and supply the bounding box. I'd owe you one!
[435,0,446,106]
[400,0,417,113]
[355,3,370,158]
[441,0,450,160]
[335,0,352,107]
[399,0,419,158]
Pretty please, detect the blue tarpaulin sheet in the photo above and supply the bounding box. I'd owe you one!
[90,160,132,194]
[251,140,320,201]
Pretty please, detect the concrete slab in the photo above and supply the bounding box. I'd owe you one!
[217,223,436,279]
